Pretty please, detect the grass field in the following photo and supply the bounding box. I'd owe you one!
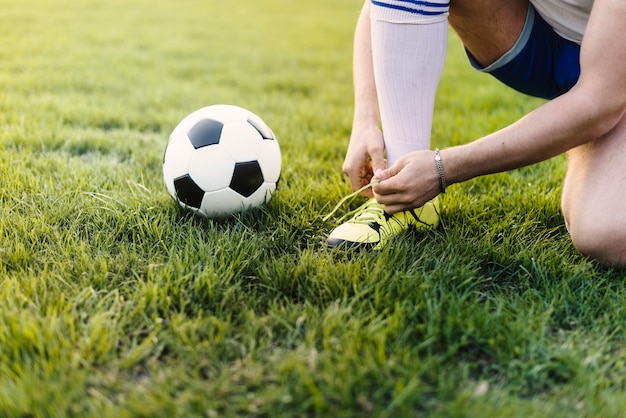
[2,0,626,416]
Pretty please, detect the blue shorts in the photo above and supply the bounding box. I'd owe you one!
[468,5,581,100]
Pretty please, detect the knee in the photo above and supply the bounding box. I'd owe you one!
[567,216,626,267]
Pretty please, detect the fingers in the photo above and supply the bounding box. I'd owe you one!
[343,160,373,196]
[370,156,423,212]
[370,152,386,176]
[372,170,408,213]
[343,154,386,196]
[372,177,405,205]
[341,126,386,195]
[352,176,375,197]
[372,158,407,192]
[370,150,442,213]
[373,186,413,214]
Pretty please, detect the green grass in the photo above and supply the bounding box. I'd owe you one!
[1,0,626,416]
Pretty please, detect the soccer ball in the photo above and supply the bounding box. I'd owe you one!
[163,104,281,218]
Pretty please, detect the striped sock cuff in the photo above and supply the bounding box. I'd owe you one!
[370,0,449,24]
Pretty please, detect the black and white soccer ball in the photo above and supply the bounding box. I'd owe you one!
[163,104,281,218]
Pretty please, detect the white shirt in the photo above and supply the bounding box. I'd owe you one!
[530,0,594,44]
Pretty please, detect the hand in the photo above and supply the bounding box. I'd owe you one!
[342,125,386,197]
[372,149,441,213]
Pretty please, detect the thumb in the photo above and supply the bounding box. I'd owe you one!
[373,161,402,181]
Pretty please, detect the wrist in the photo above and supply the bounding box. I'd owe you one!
[353,102,381,128]
[352,116,380,132]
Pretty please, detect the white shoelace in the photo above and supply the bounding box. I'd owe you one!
[322,180,381,222]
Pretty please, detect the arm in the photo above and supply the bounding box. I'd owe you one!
[373,0,626,212]
[342,0,386,196]
[448,0,626,182]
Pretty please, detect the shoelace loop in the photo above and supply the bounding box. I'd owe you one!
[322,180,381,222]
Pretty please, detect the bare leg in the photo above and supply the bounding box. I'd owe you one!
[562,115,626,265]
[449,0,529,67]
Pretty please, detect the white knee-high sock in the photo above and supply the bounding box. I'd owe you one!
[370,2,449,165]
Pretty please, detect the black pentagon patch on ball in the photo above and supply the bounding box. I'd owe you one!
[174,175,204,208]
[230,161,264,197]
[188,119,224,149]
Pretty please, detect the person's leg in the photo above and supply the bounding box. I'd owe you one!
[370,11,448,165]
[327,1,448,250]
[328,0,533,250]
[562,115,626,266]
[453,1,581,100]
[372,0,530,162]
[449,0,529,68]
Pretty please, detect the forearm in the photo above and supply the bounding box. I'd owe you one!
[445,0,626,186]
[442,87,624,185]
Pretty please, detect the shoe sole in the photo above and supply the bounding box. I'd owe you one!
[327,238,376,251]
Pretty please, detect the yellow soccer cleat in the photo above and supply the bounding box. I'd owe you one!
[327,196,440,250]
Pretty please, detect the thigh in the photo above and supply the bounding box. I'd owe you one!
[562,114,626,264]
[455,2,581,99]
[449,0,529,66]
